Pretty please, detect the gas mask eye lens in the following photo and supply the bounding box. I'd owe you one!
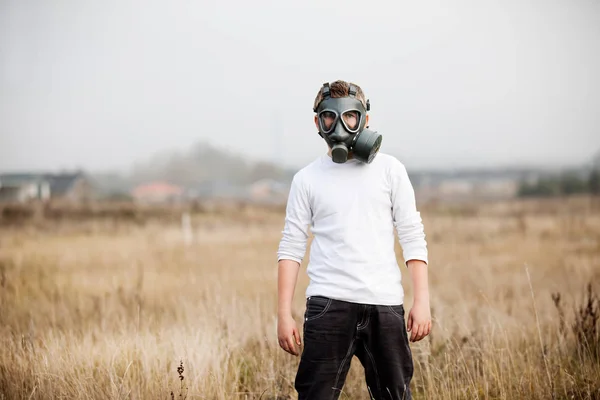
[319,111,338,133]
[342,110,360,132]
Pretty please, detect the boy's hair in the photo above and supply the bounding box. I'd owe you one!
[313,80,368,112]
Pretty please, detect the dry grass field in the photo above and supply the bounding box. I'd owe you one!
[0,197,599,399]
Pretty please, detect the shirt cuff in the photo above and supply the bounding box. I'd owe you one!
[277,254,303,264]
[402,245,428,266]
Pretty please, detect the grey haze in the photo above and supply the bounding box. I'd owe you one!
[1,0,599,173]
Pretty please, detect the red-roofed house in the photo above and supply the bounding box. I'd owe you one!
[131,182,184,204]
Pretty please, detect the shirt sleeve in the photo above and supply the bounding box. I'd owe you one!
[389,159,429,266]
[277,172,312,264]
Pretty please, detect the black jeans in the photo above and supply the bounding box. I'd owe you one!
[295,295,413,400]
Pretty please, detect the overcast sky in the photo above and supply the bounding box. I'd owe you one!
[1,0,599,174]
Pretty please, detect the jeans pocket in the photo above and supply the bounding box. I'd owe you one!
[387,304,405,320]
[305,296,332,322]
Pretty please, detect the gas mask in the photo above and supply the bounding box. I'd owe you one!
[314,82,383,164]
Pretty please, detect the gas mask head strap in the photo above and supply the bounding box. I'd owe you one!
[313,83,331,112]
[313,82,371,111]
[348,84,357,97]
[347,83,371,111]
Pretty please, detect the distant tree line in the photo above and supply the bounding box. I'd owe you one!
[518,169,600,197]
[90,141,297,198]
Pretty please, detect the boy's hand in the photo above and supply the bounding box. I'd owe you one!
[278,314,302,356]
[406,259,431,342]
[407,299,431,342]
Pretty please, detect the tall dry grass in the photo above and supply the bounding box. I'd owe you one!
[0,197,599,399]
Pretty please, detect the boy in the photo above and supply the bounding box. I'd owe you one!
[276,80,431,400]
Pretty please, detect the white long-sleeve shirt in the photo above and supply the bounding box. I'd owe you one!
[277,152,428,306]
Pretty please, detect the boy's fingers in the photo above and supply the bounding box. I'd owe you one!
[279,338,289,353]
[282,339,290,353]
[417,324,425,341]
[421,325,429,339]
[293,328,301,345]
[411,323,424,342]
[407,313,413,332]
[286,336,298,356]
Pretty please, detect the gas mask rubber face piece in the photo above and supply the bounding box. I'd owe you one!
[314,83,383,164]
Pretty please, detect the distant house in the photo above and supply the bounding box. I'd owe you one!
[131,182,184,204]
[49,173,93,201]
[0,174,51,203]
[0,172,92,203]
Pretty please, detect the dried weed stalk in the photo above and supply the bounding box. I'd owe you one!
[572,282,600,360]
